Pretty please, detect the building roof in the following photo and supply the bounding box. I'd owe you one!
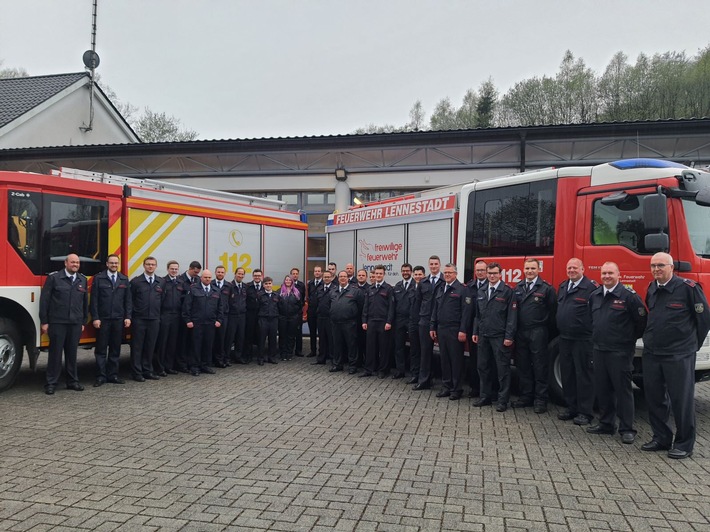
[0,72,88,128]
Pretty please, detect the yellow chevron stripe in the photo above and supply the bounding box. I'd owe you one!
[127,211,186,276]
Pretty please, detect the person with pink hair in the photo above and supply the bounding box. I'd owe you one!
[278,275,302,360]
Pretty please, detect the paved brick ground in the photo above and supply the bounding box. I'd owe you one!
[2,345,710,531]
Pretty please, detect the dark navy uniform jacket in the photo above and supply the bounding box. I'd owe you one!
[514,277,556,330]
[363,282,395,324]
[330,285,364,323]
[130,275,164,320]
[246,281,264,313]
[316,284,336,318]
[306,279,322,318]
[160,275,185,315]
[644,275,710,356]
[278,291,302,318]
[257,290,281,318]
[589,283,647,351]
[40,270,89,325]
[183,284,225,325]
[430,280,473,333]
[393,279,415,325]
[228,281,248,315]
[417,276,445,327]
[90,270,132,320]
[473,282,517,340]
[211,280,233,313]
[556,276,598,339]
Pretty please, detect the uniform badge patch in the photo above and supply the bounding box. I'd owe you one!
[465,297,472,304]
[695,303,704,313]
[638,307,646,316]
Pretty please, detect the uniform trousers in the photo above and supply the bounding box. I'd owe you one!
[593,348,635,433]
[307,313,319,356]
[295,316,303,356]
[408,322,421,378]
[418,324,435,385]
[478,335,512,404]
[279,315,299,358]
[559,337,594,418]
[95,318,123,381]
[156,313,180,373]
[365,321,390,374]
[317,317,333,363]
[225,313,246,362]
[131,319,160,377]
[438,326,464,394]
[393,321,409,374]
[642,351,696,452]
[244,312,260,361]
[332,320,358,368]
[191,323,216,370]
[46,323,82,387]
[515,327,549,404]
[258,317,278,362]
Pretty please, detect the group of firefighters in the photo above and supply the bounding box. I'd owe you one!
[40,251,709,459]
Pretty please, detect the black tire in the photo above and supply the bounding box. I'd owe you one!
[0,318,23,393]
[547,337,564,405]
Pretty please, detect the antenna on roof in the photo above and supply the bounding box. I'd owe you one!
[80,0,100,133]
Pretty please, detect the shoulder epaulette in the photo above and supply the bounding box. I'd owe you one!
[589,279,599,287]
[682,278,697,287]
[623,285,637,294]
[48,271,58,276]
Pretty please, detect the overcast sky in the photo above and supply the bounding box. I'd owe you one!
[1,0,708,140]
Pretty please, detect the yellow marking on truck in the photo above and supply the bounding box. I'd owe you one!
[127,211,185,276]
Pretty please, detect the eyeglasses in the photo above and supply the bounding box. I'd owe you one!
[650,264,670,269]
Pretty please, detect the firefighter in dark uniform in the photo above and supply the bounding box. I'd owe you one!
[40,253,89,395]
[472,261,517,411]
[175,260,201,372]
[244,269,264,363]
[290,267,307,357]
[465,259,489,397]
[257,277,280,365]
[330,270,365,373]
[314,271,336,365]
[556,258,598,425]
[641,252,710,459]
[587,261,647,444]
[355,269,370,367]
[183,269,224,375]
[413,256,444,390]
[211,265,233,368]
[392,263,414,379]
[91,254,131,386]
[156,260,184,376]
[512,258,557,413]
[130,256,163,382]
[306,266,323,358]
[407,266,426,384]
[361,265,395,378]
[225,267,248,364]
[278,275,302,360]
[430,264,473,400]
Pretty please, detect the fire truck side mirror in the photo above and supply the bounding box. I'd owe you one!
[643,192,669,252]
[694,187,710,207]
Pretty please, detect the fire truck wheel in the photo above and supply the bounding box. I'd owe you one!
[0,319,23,393]
[547,338,565,405]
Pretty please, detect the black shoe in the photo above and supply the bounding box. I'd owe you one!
[449,393,462,401]
[225,360,232,367]
[641,440,671,452]
[586,424,615,435]
[267,359,278,364]
[473,398,492,407]
[144,373,160,380]
[176,367,190,374]
[406,377,418,384]
[511,400,533,409]
[533,404,548,414]
[573,414,592,426]
[257,360,264,366]
[621,432,636,445]
[495,403,508,412]
[44,386,55,395]
[306,353,316,358]
[166,369,178,375]
[133,375,146,382]
[377,372,388,379]
[201,367,216,374]
[190,370,200,376]
[311,361,325,365]
[435,390,451,398]
[557,410,577,421]
[107,377,125,384]
[93,379,105,388]
[329,366,343,372]
[413,383,430,390]
[359,372,373,378]
[391,372,405,379]
[468,389,480,398]
[348,368,358,375]
[157,371,168,377]
[667,448,692,459]
[295,353,304,357]
[66,383,85,391]
[214,361,227,368]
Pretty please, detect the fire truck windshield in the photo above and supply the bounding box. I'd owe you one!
[682,198,710,257]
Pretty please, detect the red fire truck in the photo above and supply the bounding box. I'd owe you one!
[0,168,307,392]
[327,158,710,400]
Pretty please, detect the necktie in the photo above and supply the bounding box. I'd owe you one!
[111,274,116,285]
[148,277,153,285]
[340,287,343,293]
[376,284,380,290]
[404,281,409,290]
[71,274,75,283]
[218,281,222,289]
[237,283,242,290]
[445,284,450,293]
[204,286,209,294]
[431,276,437,284]
[526,282,532,292]
[568,281,574,291]
[489,286,494,300]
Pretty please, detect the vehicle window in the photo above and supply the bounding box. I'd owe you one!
[592,195,650,253]
[8,190,42,273]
